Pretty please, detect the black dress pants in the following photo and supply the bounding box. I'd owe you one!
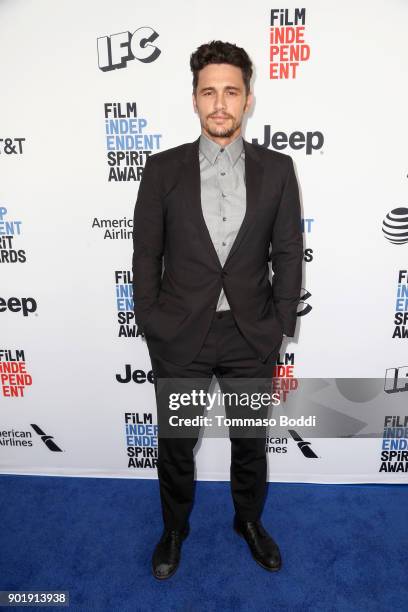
[147,309,280,530]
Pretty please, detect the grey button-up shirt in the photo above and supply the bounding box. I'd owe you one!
[199,133,246,311]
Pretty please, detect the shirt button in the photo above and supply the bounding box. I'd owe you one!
[221,193,226,198]
[220,148,224,153]
[220,172,226,176]
[222,241,226,246]
[222,217,227,221]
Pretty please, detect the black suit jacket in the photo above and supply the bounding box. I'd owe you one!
[132,136,303,365]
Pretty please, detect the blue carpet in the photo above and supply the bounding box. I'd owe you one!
[0,475,407,611]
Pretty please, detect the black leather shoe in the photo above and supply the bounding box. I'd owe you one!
[234,517,282,572]
[152,524,190,580]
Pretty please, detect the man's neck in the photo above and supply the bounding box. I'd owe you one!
[201,129,242,148]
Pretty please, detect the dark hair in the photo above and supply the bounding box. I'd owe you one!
[190,40,253,95]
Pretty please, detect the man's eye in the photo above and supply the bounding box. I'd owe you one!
[227,91,237,95]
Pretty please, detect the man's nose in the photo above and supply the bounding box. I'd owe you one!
[214,94,226,110]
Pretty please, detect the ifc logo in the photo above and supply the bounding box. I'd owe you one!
[382,207,408,244]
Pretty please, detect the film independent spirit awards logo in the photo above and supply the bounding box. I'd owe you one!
[125,412,158,469]
[392,270,408,338]
[103,102,162,182]
[269,7,311,79]
[0,205,26,263]
[379,415,408,473]
[0,349,32,398]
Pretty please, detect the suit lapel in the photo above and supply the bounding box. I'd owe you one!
[224,139,264,266]
[181,137,222,269]
[181,137,264,270]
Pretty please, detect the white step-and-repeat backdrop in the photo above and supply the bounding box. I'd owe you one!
[1,0,408,483]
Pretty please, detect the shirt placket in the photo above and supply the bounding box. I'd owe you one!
[216,149,231,267]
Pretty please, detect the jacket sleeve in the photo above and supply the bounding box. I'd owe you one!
[270,156,304,337]
[132,155,164,331]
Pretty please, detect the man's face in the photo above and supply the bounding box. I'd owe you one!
[192,63,253,144]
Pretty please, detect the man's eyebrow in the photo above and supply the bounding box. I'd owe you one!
[199,85,242,92]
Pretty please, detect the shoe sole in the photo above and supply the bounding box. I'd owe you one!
[234,526,282,573]
[152,526,190,580]
[153,565,179,581]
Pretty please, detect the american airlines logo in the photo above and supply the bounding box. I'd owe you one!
[30,424,63,452]
[288,429,318,458]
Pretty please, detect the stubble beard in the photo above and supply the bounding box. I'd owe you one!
[203,115,241,140]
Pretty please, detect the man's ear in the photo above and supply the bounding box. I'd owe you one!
[244,91,253,113]
[192,92,198,113]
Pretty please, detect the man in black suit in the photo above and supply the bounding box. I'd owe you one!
[132,40,303,579]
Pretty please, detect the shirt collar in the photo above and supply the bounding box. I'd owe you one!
[199,133,244,167]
